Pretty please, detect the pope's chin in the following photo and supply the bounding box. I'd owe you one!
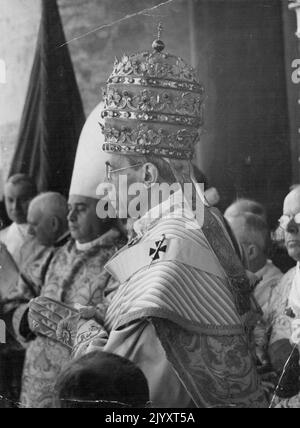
[286,240,300,262]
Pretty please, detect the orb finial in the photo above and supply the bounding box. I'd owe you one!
[152,22,165,52]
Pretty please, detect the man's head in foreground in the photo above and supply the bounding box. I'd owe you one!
[56,351,150,408]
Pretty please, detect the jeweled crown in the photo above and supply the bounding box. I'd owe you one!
[101,26,205,160]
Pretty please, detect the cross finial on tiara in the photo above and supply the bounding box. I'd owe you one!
[157,22,163,40]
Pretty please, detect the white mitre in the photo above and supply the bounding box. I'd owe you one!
[69,103,111,199]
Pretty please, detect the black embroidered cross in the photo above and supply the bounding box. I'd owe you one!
[285,306,296,319]
[149,234,167,261]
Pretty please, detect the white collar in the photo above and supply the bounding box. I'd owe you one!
[11,223,29,238]
[75,228,119,251]
[13,222,28,231]
[294,263,300,279]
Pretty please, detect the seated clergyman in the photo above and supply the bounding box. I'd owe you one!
[266,187,300,400]
[0,192,70,408]
[227,213,283,372]
[2,192,71,343]
[227,213,283,319]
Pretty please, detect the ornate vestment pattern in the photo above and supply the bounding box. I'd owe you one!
[21,231,122,408]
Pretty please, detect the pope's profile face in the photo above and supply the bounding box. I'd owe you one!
[283,190,300,262]
[102,153,144,218]
[4,182,33,224]
[68,195,103,243]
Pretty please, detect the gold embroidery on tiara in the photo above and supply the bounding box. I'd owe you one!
[107,75,202,93]
[101,26,204,160]
[100,123,198,149]
[102,142,194,160]
[100,123,197,160]
[111,53,202,88]
[103,88,204,118]
[101,110,202,127]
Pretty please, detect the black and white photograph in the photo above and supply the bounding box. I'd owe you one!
[0,0,300,412]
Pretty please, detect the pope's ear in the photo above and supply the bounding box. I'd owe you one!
[51,216,60,232]
[248,244,258,260]
[143,163,159,186]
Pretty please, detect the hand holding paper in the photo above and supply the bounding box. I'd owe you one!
[28,297,80,348]
[28,297,107,350]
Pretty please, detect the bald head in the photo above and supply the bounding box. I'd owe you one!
[225,199,267,223]
[28,192,68,246]
[228,214,270,252]
[284,187,300,216]
[228,213,270,273]
[29,193,68,218]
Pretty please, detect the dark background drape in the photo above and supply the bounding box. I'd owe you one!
[192,0,293,228]
[9,0,85,197]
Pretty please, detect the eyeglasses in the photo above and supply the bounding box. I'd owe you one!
[105,162,143,182]
[279,214,300,231]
